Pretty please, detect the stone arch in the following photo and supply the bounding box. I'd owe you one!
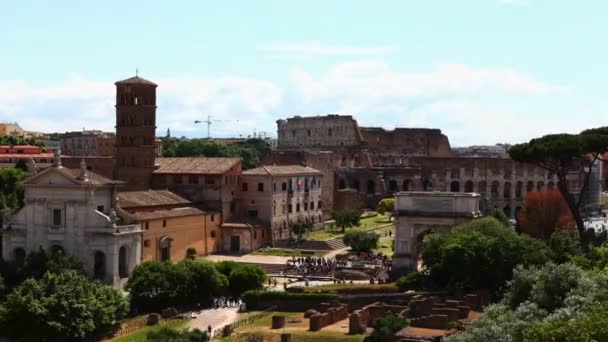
[537,181,545,191]
[402,179,412,191]
[352,179,360,192]
[338,178,346,190]
[159,236,173,261]
[366,180,375,194]
[464,180,474,193]
[478,181,487,195]
[491,181,500,198]
[423,179,432,191]
[450,180,460,192]
[515,181,523,199]
[526,181,534,192]
[118,245,129,278]
[548,181,555,190]
[93,251,106,280]
[13,247,25,267]
[503,182,512,199]
[388,179,398,193]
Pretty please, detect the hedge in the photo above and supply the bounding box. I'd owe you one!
[242,290,337,310]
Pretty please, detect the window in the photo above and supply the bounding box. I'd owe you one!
[145,222,149,230]
[143,240,150,247]
[292,130,296,137]
[258,183,264,192]
[262,230,265,238]
[189,175,199,184]
[273,183,277,192]
[52,209,62,227]
[225,176,228,184]
[251,200,255,204]
[206,177,215,185]
[307,129,311,136]
[97,205,104,213]
[248,210,258,217]
[288,204,293,213]
[310,202,314,210]
[254,231,257,239]
[318,201,322,209]
[210,214,215,222]
[242,183,248,192]
[210,231,216,238]
[304,202,308,210]
[173,175,182,184]
[281,182,287,191]
[328,128,333,136]
[162,220,167,227]
[296,203,300,212]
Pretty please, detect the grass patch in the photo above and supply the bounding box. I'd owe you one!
[252,248,328,257]
[105,318,189,342]
[304,214,394,241]
[373,241,394,258]
[301,282,398,294]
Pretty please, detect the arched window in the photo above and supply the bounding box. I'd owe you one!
[366,180,375,194]
[14,247,26,267]
[537,181,545,191]
[388,180,398,192]
[491,181,500,198]
[118,246,128,278]
[548,181,555,189]
[159,237,172,262]
[478,181,487,195]
[402,179,411,191]
[526,181,534,192]
[503,182,512,199]
[94,251,106,280]
[338,179,346,190]
[353,179,360,192]
[450,180,460,192]
[515,181,523,199]
[423,179,432,191]
[464,180,474,193]
[503,205,512,218]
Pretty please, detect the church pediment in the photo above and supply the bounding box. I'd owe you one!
[21,167,82,187]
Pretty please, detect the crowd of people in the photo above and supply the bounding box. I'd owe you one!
[283,256,342,276]
[212,297,241,309]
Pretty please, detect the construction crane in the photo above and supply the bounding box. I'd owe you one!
[194,115,239,139]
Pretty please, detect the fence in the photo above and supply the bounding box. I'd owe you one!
[113,313,185,337]
[213,306,277,339]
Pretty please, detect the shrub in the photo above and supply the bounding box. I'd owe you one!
[396,272,425,291]
[376,198,395,220]
[332,209,362,233]
[364,314,410,342]
[343,230,379,252]
[228,264,266,295]
[548,230,579,263]
[185,247,197,260]
[147,327,209,342]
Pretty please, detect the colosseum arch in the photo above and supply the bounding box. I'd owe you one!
[515,181,523,199]
[491,181,500,198]
[450,180,460,192]
[464,180,474,193]
[526,181,534,192]
[503,182,512,199]
[537,181,545,191]
[478,180,487,196]
[388,179,398,193]
[366,180,375,194]
[402,179,412,191]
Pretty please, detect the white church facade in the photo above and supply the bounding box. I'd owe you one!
[0,156,142,284]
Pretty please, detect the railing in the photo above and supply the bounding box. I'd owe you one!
[113,313,184,338]
[212,306,277,339]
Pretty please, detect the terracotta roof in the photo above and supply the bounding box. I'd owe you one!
[154,157,240,175]
[115,76,157,86]
[242,165,322,176]
[130,207,204,221]
[0,153,54,158]
[118,190,191,209]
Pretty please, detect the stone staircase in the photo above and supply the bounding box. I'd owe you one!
[274,238,347,251]
[325,238,347,250]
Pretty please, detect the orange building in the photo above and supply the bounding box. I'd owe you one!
[117,190,221,261]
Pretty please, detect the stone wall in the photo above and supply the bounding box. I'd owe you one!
[309,303,349,331]
[277,115,363,150]
[360,127,452,158]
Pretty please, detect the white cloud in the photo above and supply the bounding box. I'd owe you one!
[260,42,394,56]
[0,61,572,145]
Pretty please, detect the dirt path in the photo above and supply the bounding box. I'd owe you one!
[187,307,239,335]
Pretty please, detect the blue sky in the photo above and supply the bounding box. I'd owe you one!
[1,0,607,146]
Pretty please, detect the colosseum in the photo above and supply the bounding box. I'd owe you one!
[266,114,601,218]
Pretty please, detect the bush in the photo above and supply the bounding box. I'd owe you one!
[486,208,510,226]
[242,290,337,310]
[548,230,579,263]
[214,260,241,277]
[125,260,227,312]
[1,270,128,341]
[396,272,425,291]
[364,314,410,342]
[147,327,209,342]
[186,247,197,260]
[377,198,395,220]
[332,210,361,233]
[228,264,266,295]
[422,217,550,294]
[343,230,379,252]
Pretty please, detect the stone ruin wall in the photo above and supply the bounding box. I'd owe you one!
[276,115,364,150]
[360,127,453,159]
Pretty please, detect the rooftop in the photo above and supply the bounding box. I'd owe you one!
[154,157,241,175]
[118,190,191,209]
[115,76,157,86]
[242,165,322,176]
[130,207,204,221]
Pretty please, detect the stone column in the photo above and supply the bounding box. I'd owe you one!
[392,217,416,275]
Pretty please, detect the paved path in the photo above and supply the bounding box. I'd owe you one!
[187,307,239,336]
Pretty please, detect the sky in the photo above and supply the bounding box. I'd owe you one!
[1,0,607,146]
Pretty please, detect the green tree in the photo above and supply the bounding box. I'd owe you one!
[376,198,395,221]
[0,274,5,299]
[486,208,510,227]
[176,260,228,304]
[14,159,28,172]
[125,261,185,312]
[228,264,266,295]
[214,260,241,277]
[289,222,312,241]
[1,270,128,341]
[343,230,379,253]
[422,217,550,293]
[509,128,608,249]
[364,315,410,342]
[548,230,579,263]
[147,327,209,342]
[332,210,361,233]
[186,247,197,260]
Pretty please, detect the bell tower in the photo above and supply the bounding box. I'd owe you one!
[114,75,157,190]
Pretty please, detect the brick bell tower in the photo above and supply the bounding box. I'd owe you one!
[114,74,157,190]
